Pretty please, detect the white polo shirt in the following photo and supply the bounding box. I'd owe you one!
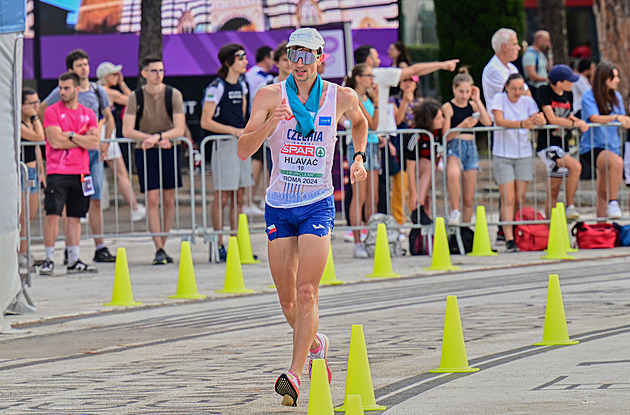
[373,67,402,132]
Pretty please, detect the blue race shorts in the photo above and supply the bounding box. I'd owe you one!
[265,195,335,241]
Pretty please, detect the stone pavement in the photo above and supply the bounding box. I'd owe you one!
[9,227,630,327]
[3,228,630,414]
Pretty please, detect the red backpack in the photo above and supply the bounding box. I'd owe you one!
[571,222,618,249]
[514,207,549,251]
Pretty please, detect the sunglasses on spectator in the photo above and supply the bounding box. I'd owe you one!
[286,48,320,65]
[235,51,246,60]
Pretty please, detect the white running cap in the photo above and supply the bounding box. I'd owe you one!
[286,28,325,52]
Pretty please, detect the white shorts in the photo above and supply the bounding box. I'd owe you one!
[211,138,254,191]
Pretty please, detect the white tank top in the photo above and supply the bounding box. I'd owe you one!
[265,81,338,208]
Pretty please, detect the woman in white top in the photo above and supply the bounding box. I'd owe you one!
[491,73,545,252]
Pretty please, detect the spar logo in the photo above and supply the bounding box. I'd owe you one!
[281,144,315,157]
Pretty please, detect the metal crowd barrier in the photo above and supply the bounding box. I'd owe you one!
[19,137,196,248]
[19,122,629,266]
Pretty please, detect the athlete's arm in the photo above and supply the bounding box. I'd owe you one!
[238,85,288,160]
[338,86,368,183]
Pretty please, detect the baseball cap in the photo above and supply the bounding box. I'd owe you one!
[96,62,122,80]
[286,28,325,52]
[548,64,579,83]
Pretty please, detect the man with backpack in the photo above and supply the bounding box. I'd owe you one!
[39,49,117,265]
[522,30,553,103]
[122,55,186,265]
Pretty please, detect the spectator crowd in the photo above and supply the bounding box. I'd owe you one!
[18,26,630,274]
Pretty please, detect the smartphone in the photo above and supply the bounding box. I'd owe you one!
[471,112,480,119]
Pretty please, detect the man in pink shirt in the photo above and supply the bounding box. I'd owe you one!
[40,72,100,275]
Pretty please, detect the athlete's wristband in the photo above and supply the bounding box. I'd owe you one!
[352,151,367,163]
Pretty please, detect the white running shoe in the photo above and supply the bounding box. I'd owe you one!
[448,209,462,226]
[242,204,265,215]
[353,243,369,258]
[131,203,146,222]
[343,230,354,243]
[607,200,622,219]
[565,204,580,221]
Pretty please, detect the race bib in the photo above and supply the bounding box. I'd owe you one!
[278,143,326,186]
[81,175,95,196]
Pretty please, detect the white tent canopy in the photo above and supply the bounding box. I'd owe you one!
[0,1,26,333]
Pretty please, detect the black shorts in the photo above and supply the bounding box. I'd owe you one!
[579,148,606,181]
[252,144,264,162]
[44,174,90,218]
[135,147,183,193]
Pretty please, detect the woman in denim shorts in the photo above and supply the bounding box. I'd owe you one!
[19,88,45,266]
[344,64,382,258]
[441,68,491,225]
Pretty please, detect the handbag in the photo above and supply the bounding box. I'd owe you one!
[571,222,618,249]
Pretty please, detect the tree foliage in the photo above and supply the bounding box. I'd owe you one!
[139,0,162,81]
[434,0,525,101]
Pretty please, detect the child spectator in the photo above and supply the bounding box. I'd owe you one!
[441,68,491,225]
[406,98,445,225]
[491,73,546,252]
[536,64,588,220]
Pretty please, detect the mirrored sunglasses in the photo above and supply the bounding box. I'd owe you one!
[286,48,320,65]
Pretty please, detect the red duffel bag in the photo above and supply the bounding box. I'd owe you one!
[571,222,618,249]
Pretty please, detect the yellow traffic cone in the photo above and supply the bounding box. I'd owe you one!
[468,205,497,257]
[424,217,459,271]
[237,213,260,264]
[104,247,142,306]
[556,202,578,253]
[334,325,386,412]
[345,395,365,415]
[534,274,579,346]
[541,208,573,260]
[216,237,254,294]
[169,241,206,299]
[366,223,400,278]
[321,244,344,285]
[307,359,334,414]
[430,296,479,373]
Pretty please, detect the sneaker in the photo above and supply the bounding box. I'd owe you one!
[131,203,146,222]
[448,209,462,226]
[549,166,570,178]
[39,259,54,276]
[607,200,622,219]
[496,229,506,242]
[63,248,68,265]
[420,207,433,225]
[218,245,227,262]
[343,230,354,243]
[242,204,265,215]
[308,333,332,383]
[94,247,116,263]
[153,248,171,265]
[506,240,519,253]
[565,204,580,221]
[275,371,300,407]
[353,243,369,258]
[67,259,98,274]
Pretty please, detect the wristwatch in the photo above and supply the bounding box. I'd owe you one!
[68,131,75,141]
[352,151,367,163]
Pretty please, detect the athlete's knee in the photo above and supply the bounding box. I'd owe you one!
[296,283,318,307]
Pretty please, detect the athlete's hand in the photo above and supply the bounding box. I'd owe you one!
[350,159,367,184]
[273,97,293,122]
